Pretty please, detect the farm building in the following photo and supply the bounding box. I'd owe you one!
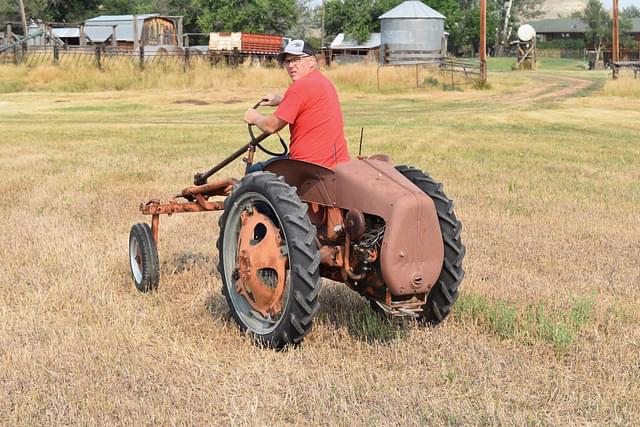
[25,14,184,50]
[329,33,380,64]
[528,17,640,44]
[378,0,447,65]
[83,14,182,49]
[527,18,588,42]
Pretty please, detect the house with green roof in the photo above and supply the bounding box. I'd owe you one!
[527,17,640,44]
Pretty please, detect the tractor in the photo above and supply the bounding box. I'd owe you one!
[129,101,465,349]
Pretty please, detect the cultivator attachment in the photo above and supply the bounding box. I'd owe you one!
[140,177,234,243]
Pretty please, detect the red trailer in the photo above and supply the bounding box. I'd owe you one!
[208,32,283,54]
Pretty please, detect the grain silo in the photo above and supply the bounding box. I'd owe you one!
[379,0,446,64]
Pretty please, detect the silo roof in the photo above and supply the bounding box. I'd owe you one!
[378,1,445,20]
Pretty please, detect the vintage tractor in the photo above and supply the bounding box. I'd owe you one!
[129,101,465,349]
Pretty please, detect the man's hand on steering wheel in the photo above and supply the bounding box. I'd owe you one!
[243,108,261,126]
[259,94,282,107]
[245,99,288,157]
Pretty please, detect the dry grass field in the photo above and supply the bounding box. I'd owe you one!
[1,60,639,425]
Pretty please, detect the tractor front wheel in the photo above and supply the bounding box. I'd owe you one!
[129,223,160,292]
[396,166,465,325]
[217,172,321,349]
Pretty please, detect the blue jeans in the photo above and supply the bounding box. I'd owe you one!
[246,155,289,174]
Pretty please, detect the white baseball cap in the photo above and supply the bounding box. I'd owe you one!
[277,39,316,64]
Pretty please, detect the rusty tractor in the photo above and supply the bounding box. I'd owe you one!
[129,101,465,349]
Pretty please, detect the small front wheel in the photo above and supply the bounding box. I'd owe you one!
[129,223,160,292]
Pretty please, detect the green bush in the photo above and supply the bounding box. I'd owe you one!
[537,39,585,49]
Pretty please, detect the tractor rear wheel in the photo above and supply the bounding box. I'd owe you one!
[217,172,321,349]
[396,166,465,325]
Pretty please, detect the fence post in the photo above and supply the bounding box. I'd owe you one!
[183,46,190,72]
[139,45,144,69]
[95,46,101,69]
[232,47,239,68]
[53,44,59,64]
[13,45,19,65]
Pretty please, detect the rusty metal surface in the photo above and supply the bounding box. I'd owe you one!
[319,245,344,268]
[265,159,336,206]
[325,207,344,241]
[372,295,427,318]
[141,196,225,215]
[180,177,234,199]
[151,214,159,243]
[345,209,366,241]
[235,208,287,317]
[266,157,443,296]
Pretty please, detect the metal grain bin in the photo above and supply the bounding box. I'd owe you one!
[379,1,445,64]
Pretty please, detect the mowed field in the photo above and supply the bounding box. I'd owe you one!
[1,60,639,424]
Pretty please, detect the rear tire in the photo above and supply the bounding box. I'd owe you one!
[217,172,321,349]
[129,223,160,292]
[396,166,465,325]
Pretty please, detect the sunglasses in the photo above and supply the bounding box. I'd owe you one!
[282,55,311,66]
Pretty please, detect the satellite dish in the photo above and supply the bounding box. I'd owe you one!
[517,24,536,42]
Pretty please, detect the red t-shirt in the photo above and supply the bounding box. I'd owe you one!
[275,70,350,168]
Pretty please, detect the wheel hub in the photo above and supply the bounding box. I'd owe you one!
[235,207,287,317]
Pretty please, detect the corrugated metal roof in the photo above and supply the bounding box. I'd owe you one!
[85,14,159,23]
[526,18,588,33]
[84,14,161,42]
[330,33,381,49]
[52,28,80,38]
[378,1,445,20]
[85,27,116,43]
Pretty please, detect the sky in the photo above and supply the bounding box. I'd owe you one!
[603,0,640,9]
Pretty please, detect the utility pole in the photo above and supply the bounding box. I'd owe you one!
[321,0,325,49]
[480,0,487,83]
[612,0,619,63]
[18,0,28,35]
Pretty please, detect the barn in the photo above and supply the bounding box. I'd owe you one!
[329,33,381,64]
[83,14,182,49]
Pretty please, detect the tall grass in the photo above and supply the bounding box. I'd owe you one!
[0,61,477,94]
[604,76,640,97]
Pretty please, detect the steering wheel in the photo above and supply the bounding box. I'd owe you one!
[248,100,288,157]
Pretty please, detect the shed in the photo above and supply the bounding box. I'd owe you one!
[330,33,380,64]
[379,0,446,64]
[84,14,181,49]
[51,27,82,46]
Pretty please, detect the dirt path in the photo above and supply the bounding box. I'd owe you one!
[497,75,594,104]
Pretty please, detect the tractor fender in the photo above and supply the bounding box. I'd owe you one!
[265,158,444,296]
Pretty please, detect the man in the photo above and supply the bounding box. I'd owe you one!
[244,39,350,169]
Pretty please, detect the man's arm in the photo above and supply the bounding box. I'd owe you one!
[244,109,288,134]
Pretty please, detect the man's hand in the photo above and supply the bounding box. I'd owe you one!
[259,94,282,107]
[244,108,261,125]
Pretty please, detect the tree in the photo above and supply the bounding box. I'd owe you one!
[323,0,375,44]
[494,0,543,55]
[619,6,639,49]
[621,5,640,19]
[195,0,298,34]
[579,0,611,64]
